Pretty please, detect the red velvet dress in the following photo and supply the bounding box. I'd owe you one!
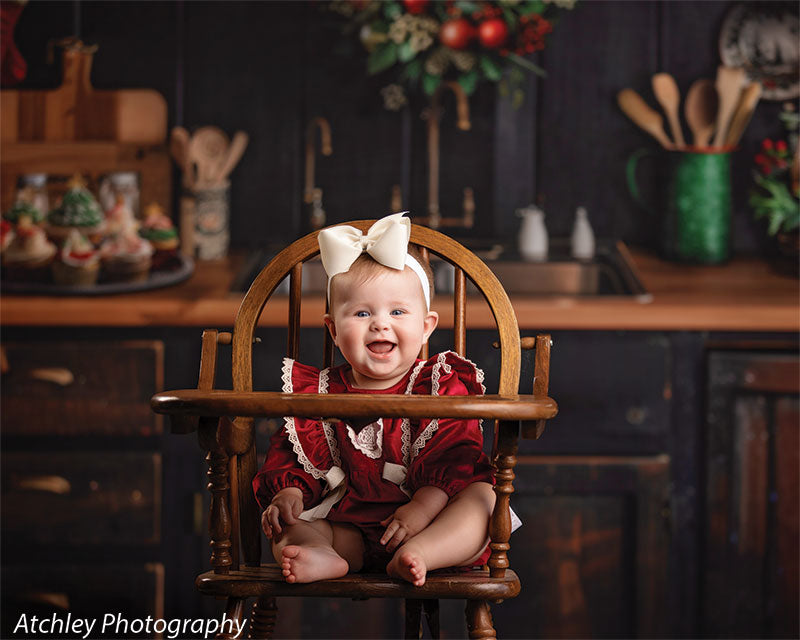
[252,351,495,567]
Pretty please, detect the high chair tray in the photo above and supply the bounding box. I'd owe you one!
[151,390,557,421]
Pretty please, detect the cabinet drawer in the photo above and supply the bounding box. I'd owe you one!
[2,563,163,640]
[2,452,160,545]
[1,341,163,436]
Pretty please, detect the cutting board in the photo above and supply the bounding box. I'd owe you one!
[1,43,167,144]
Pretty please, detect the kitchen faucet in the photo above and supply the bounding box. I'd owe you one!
[415,81,473,230]
[304,117,332,229]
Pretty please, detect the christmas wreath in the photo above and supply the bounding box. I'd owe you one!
[327,0,576,109]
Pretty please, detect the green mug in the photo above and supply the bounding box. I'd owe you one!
[627,149,732,264]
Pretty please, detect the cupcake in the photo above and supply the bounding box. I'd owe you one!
[1,217,57,282]
[4,198,46,226]
[138,202,181,270]
[46,176,105,244]
[100,227,153,283]
[52,229,101,286]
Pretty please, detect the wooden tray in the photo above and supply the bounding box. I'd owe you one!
[2,255,194,296]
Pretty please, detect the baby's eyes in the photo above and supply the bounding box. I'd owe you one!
[390,309,405,316]
[356,310,370,318]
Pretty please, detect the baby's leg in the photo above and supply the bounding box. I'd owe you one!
[272,519,365,583]
[387,482,495,586]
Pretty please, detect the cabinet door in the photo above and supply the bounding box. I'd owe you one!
[705,351,799,639]
[488,455,670,639]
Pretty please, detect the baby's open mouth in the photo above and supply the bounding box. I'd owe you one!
[367,341,396,354]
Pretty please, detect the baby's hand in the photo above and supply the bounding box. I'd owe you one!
[379,502,431,553]
[261,487,304,539]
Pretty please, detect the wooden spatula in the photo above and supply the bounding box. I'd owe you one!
[617,88,675,150]
[684,79,718,148]
[724,82,763,147]
[652,72,686,148]
[712,66,745,148]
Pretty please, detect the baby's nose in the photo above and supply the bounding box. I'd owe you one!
[370,313,390,330]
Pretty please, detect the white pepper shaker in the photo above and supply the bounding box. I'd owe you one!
[571,206,595,260]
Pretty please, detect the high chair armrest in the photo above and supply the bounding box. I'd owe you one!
[151,390,558,423]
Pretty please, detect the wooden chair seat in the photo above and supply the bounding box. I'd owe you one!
[196,565,520,601]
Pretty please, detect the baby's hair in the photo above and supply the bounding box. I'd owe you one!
[328,245,434,309]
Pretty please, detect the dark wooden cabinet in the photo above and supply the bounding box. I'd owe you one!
[704,350,799,639]
[491,455,670,639]
[0,340,166,638]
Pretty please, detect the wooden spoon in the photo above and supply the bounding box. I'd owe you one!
[213,131,249,185]
[725,82,763,147]
[188,126,229,190]
[617,88,674,150]
[712,66,745,148]
[652,72,686,148]
[684,79,718,148]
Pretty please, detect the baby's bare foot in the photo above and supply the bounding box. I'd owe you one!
[387,544,427,587]
[280,545,349,583]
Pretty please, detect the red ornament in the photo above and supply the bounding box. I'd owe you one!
[440,18,474,50]
[478,18,509,49]
[403,0,429,15]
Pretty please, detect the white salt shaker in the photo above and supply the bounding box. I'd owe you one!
[517,205,548,262]
[571,206,595,260]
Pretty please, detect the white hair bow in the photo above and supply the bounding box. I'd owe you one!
[318,212,430,308]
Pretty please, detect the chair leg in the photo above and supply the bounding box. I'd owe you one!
[465,600,496,640]
[248,596,278,640]
[404,599,423,639]
[216,597,246,640]
[405,599,440,639]
[423,599,440,639]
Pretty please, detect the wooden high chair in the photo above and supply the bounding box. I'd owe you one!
[151,221,558,639]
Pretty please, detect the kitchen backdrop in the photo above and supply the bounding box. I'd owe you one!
[7,0,792,254]
[2,2,798,640]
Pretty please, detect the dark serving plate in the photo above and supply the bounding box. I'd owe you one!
[1,255,194,296]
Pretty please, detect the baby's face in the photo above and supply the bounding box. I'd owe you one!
[325,266,438,389]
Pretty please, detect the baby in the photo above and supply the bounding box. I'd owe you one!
[252,213,496,586]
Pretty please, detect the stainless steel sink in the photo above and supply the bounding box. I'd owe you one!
[231,239,652,302]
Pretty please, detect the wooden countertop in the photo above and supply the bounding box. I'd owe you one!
[1,250,797,331]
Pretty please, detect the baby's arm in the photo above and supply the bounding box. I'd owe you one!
[261,487,304,539]
[380,486,449,552]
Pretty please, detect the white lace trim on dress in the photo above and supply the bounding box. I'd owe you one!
[281,358,326,481]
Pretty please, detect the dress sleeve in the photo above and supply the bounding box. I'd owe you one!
[252,423,329,509]
[406,352,494,497]
[251,358,332,510]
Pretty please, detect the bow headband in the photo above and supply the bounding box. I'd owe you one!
[318,212,430,309]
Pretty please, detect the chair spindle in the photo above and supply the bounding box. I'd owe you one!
[488,419,518,578]
[324,297,334,368]
[454,267,466,356]
[419,246,430,360]
[287,263,302,359]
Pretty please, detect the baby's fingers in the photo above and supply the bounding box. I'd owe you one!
[267,506,283,535]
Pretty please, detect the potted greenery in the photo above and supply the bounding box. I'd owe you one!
[750,103,800,275]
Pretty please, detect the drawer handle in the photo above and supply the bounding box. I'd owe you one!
[29,367,75,386]
[21,592,70,610]
[16,475,72,495]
